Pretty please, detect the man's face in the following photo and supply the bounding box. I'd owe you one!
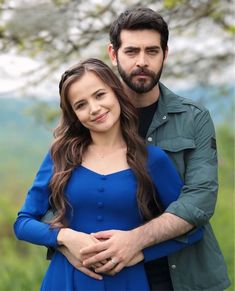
[111,29,167,94]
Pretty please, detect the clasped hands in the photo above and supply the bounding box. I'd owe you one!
[57,228,144,280]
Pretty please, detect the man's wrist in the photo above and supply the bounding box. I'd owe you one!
[131,224,154,251]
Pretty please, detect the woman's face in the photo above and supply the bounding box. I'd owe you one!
[68,71,121,134]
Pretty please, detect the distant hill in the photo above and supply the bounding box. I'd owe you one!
[0,98,56,191]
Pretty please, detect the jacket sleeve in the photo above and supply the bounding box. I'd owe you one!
[13,152,59,247]
[165,109,218,226]
[143,147,204,262]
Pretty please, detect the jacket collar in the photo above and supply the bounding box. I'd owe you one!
[147,82,186,135]
[159,82,187,113]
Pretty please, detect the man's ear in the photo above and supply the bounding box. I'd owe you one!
[163,46,169,63]
[108,44,118,66]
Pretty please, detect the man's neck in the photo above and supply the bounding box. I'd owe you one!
[123,83,160,108]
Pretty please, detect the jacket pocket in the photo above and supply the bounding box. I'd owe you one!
[157,137,196,152]
[156,137,196,181]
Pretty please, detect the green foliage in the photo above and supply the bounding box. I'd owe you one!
[210,125,234,290]
[163,0,186,9]
[0,0,234,88]
[0,238,48,291]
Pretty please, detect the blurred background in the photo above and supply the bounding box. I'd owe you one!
[0,0,234,290]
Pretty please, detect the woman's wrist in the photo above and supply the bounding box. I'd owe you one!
[57,228,70,245]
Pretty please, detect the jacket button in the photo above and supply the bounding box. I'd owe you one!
[171,264,176,270]
[147,136,153,142]
[162,115,167,120]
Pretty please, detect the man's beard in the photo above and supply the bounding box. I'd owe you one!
[117,59,163,94]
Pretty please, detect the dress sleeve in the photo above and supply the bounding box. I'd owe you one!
[13,152,59,247]
[143,147,204,262]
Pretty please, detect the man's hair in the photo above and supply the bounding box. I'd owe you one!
[110,7,169,52]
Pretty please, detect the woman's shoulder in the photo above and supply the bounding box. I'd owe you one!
[146,145,169,167]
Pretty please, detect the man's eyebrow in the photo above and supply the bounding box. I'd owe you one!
[123,45,160,50]
[123,46,140,50]
[146,45,161,50]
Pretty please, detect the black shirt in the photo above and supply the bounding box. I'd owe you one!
[137,101,158,139]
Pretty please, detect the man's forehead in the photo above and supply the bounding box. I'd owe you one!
[120,29,161,47]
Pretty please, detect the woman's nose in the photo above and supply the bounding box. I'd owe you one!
[89,102,101,115]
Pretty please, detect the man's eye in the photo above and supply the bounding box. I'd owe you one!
[147,50,159,55]
[125,50,137,55]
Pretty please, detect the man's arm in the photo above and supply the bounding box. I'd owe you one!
[165,109,218,226]
[134,212,192,249]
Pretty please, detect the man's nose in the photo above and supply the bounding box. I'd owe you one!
[136,52,148,67]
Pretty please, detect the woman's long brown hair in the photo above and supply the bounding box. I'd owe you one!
[49,58,161,227]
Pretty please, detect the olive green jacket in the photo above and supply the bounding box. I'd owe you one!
[145,83,230,291]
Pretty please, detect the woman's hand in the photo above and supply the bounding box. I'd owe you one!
[57,228,98,257]
[58,245,103,280]
[57,228,104,270]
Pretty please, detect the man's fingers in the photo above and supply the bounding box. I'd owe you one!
[94,258,120,273]
[91,231,113,240]
[95,261,124,274]
[80,240,108,255]
[79,267,103,280]
[83,250,111,267]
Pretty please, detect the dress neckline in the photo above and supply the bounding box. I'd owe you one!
[79,165,131,177]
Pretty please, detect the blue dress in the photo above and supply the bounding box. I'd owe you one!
[14,145,203,291]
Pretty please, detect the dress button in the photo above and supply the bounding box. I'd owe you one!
[147,136,153,142]
[98,187,104,192]
[171,264,176,270]
[101,176,107,180]
[97,202,103,208]
[97,215,103,221]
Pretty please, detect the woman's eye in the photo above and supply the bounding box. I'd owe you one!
[96,92,105,98]
[75,103,86,110]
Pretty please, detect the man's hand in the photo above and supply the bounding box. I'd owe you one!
[58,246,103,280]
[80,229,142,274]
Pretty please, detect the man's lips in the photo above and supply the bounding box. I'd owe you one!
[132,72,151,78]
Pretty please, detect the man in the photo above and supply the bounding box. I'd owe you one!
[78,7,230,291]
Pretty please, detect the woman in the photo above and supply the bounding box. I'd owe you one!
[14,58,203,291]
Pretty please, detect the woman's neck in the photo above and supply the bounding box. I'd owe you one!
[90,127,125,149]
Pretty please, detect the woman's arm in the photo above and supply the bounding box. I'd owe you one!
[13,152,103,280]
[14,152,59,247]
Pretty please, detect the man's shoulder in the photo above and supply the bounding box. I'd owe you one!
[159,83,208,113]
[181,97,207,112]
